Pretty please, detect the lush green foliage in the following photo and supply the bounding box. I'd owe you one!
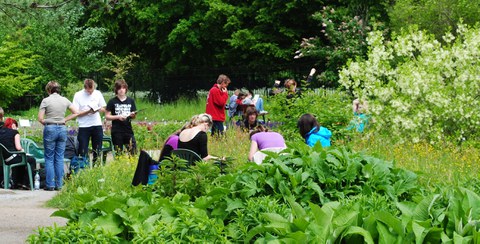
[389,0,480,39]
[339,24,480,144]
[30,143,480,242]
[22,6,108,89]
[296,6,370,87]
[0,33,39,107]
[267,89,353,142]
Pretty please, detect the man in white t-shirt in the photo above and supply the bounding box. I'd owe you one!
[73,79,107,164]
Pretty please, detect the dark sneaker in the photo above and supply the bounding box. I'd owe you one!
[44,187,55,191]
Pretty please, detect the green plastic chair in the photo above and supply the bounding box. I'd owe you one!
[20,138,45,165]
[0,143,34,190]
[171,149,203,167]
[100,136,115,165]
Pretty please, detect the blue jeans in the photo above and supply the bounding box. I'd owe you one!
[78,126,103,164]
[43,125,67,189]
[255,98,264,112]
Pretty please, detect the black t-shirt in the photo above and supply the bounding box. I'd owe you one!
[106,96,137,134]
[177,131,208,159]
[0,127,19,158]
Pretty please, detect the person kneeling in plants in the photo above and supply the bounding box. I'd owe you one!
[297,113,332,147]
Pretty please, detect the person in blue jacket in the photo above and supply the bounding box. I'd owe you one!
[297,113,332,147]
[346,98,370,133]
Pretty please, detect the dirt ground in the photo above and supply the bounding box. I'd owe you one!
[0,189,67,244]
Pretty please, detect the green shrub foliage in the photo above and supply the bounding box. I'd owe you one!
[29,144,480,242]
[339,24,480,144]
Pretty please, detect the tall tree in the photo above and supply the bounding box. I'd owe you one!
[0,34,39,107]
[389,0,480,39]
[293,0,391,87]
[80,1,324,85]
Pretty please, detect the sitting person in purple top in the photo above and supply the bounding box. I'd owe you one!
[159,134,179,162]
[132,125,185,186]
[248,125,286,164]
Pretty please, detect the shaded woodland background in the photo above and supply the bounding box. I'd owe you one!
[0,0,479,108]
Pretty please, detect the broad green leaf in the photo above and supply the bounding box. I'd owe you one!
[50,209,75,220]
[225,198,244,212]
[376,222,398,244]
[412,221,428,243]
[341,226,374,244]
[78,211,99,224]
[308,202,334,242]
[413,194,441,221]
[93,214,123,235]
[374,211,405,235]
[245,225,267,243]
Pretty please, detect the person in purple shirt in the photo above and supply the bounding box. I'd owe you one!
[158,134,179,162]
[248,125,286,163]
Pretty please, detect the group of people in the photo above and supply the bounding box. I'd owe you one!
[132,72,333,185]
[0,78,139,190]
[1,70,351,189]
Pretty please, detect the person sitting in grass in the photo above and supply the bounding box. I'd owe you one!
[297,113,332,147]
[242,89,266,114]
[132,123,187,186]
[347,98,369,133]
[241,106,259,132]
[248,124,286,164]
[178,113,218,161]
[0,118,36,189]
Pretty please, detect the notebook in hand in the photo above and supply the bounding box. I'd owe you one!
[88,102,101,112]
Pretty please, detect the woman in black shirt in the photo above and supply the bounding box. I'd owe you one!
[178,113,217,161]
[0,118,36,189]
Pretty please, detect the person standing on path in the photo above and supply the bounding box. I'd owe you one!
[205,74,230,136]
[72,79,107,165]
[105,79,137,154]
[38,81,79,191]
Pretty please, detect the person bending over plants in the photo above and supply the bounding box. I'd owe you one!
[248,125,286,164]
[297,113,332,147]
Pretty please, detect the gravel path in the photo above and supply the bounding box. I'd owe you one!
[0,189,67,244]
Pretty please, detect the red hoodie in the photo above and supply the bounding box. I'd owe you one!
[206,84,228,122]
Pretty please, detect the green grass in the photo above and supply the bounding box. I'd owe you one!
[349,134,480,187]
[133,97,207,122]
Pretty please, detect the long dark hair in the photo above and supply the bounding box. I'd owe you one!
[297,113,319,139]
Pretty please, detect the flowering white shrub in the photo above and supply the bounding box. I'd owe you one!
[339,24,480,144]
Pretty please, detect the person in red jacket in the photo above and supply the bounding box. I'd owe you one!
[206,74,231,136]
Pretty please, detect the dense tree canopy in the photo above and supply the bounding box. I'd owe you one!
[0,0,479,106]
[388,0,480,39]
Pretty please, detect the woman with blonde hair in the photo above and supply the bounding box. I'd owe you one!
[178,113,217,161]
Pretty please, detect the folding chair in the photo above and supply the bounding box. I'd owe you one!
[0,143,34,190]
